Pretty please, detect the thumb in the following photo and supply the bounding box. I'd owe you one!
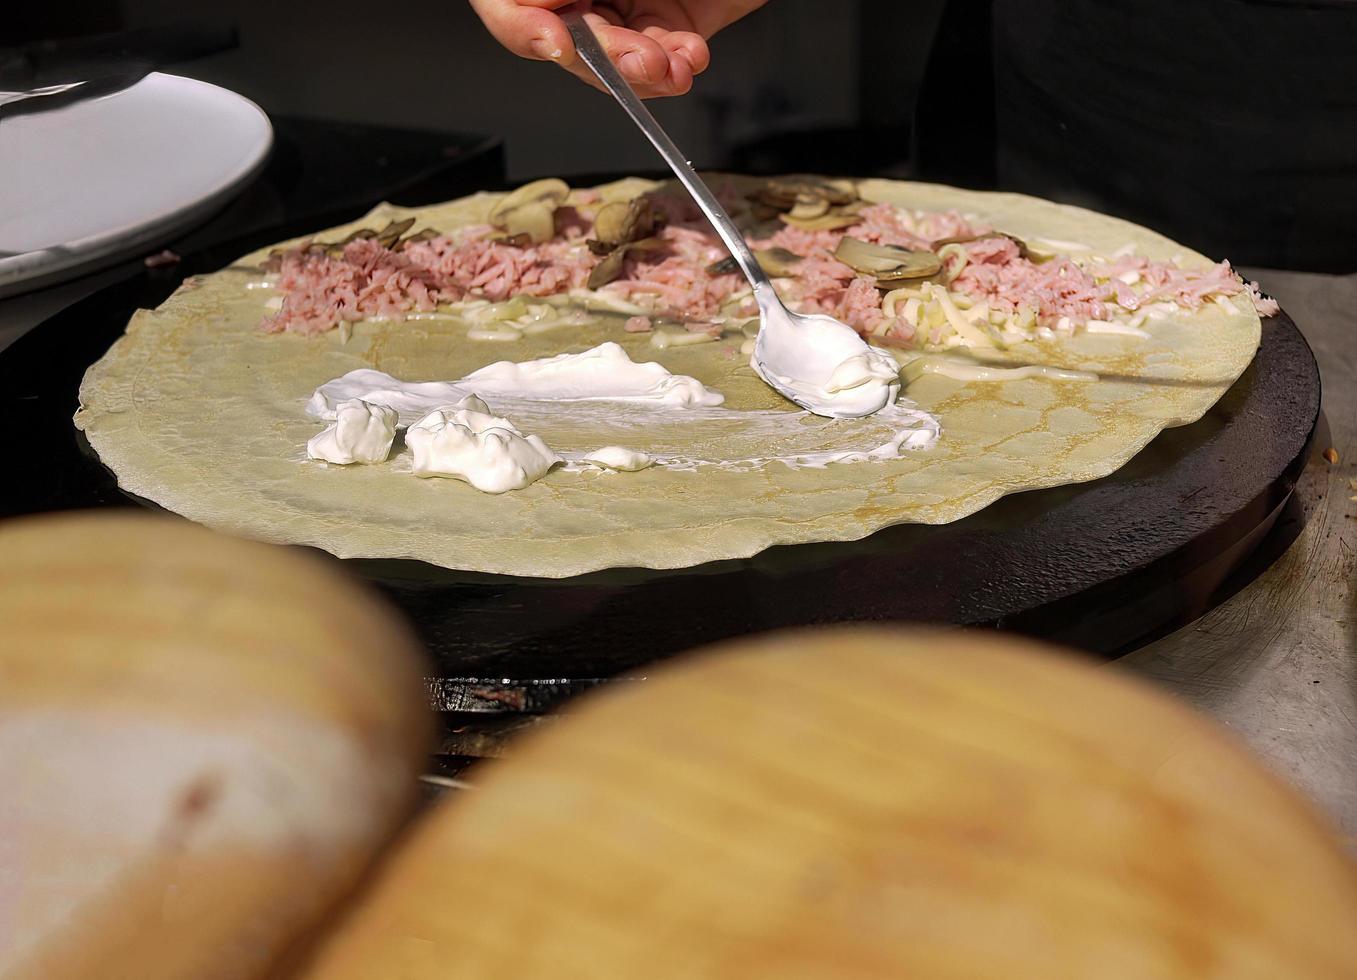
[468,0,578,62]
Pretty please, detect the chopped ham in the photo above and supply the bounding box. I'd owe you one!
[1248,281,1281,317]
[950,240,1271,329]
[260,187,1275,343]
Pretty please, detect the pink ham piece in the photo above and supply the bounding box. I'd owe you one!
[950,238,1274,328]
[259,189,1277,342]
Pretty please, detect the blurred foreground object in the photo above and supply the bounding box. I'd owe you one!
[0,513,432,980]
[299,629,1357,979]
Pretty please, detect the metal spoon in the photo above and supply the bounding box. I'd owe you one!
[561,9,900,419]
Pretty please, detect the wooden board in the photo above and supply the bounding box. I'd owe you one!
[295,630,1357,980]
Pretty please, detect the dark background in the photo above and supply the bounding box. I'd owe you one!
[9,0,1356,271]
[11,0,943,180]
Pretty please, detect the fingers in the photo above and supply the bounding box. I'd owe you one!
[643,27,710,77]
[559,14,706,96]
[467,0,712,98]
[467,0,573,61]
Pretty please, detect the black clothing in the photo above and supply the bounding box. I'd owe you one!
[991,0,1357,271]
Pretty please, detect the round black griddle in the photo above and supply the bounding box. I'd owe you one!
[0,242,1320,713]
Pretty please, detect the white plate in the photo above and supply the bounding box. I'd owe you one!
[0,72,272,298]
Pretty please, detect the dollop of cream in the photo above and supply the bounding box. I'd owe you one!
[461,342,724,407]
[405,408,559,493]
[582,446,654,472]
[751,301,901,419]
[306,399,398,465]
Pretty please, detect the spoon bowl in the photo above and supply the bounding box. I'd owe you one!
[561,8,901,420]
[750,301,901,418]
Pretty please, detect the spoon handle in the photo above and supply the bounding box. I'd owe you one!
[562,9,775,301]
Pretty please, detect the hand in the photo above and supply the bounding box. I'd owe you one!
[469,0,769,98]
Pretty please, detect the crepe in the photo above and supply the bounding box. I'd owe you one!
[75,178,1261,578]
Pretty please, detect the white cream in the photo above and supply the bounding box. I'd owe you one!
[308,371,489,428]
[642,403,940,469]
[305,343,942,488]
[460,342,724,408]
[581,446,654,472]
[310,346,721,425]
[760,405,939,466]
[306,399,397,465]
[406,408,559,493]
[750,294,902,419]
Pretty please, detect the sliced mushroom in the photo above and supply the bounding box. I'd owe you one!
[374,217,417,249]
[489,232,534,248]
[931,231,1030,259]
[488,178,570,226]
[503,201,557,244]
[587,247,627,291]
[488,178,571,245]
[320,227,375,256]
[706,247,804,278]
[755,246,805,277]
[757,176,858,209]
[787,194,831,221]
[587,237,666,290]
[753,186,796,211]
[316,219,420,256]
[334,227,376,245]
[821,177,859,204]
[591,201,631,245]
[834,237,943,281]
[590,197,661,248]
[779,212,862,232]
[397,227,441,249]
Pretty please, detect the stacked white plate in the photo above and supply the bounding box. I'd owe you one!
[0,72,272,297]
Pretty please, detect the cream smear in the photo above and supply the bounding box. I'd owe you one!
[304,343,940,489]
[307,342,723,428]
[460,342,724,408]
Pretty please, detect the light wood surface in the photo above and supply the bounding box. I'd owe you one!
[301,629,1357,980]
[0,512,433,980]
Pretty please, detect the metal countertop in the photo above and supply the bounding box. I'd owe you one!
[1121,267,1357,844]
